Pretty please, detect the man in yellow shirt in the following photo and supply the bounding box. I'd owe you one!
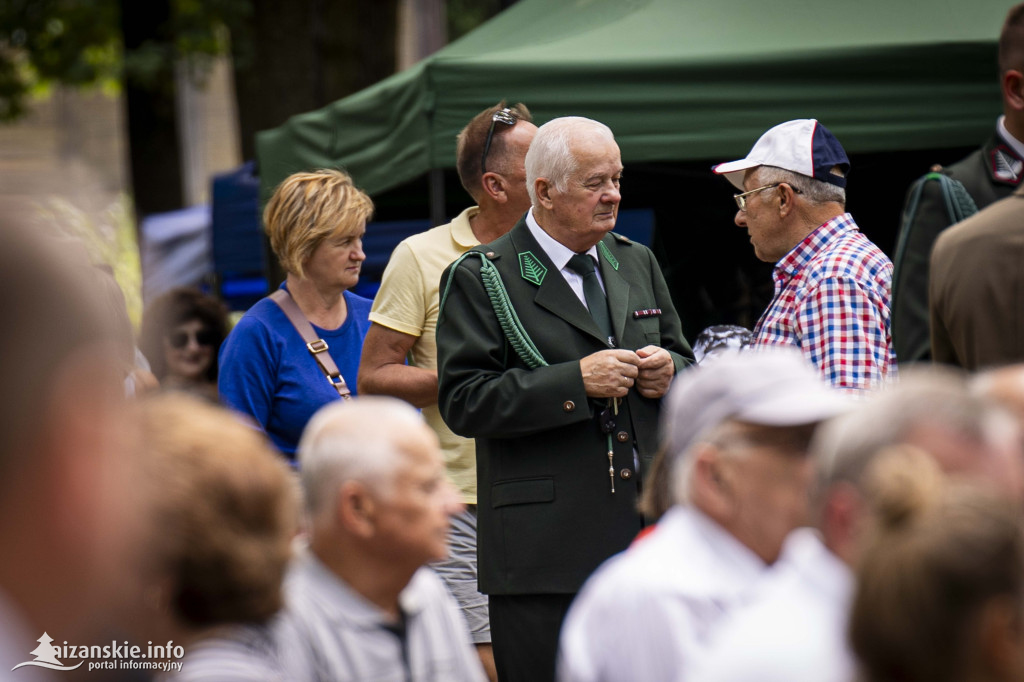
[358,102,537,681]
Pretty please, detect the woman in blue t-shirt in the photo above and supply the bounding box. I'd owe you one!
[219,169,374,460]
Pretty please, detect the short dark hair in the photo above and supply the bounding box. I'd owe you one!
[455,101,533,201]
[140,287,229,382]
[999,3,1024,74]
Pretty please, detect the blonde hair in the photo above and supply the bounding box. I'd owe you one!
[850,447,1024,682]
[263,169,374,278]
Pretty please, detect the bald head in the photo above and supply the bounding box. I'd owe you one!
[298,397,439,520]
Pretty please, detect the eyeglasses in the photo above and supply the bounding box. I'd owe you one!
[168,329,215,350]
[480,107,519,176]
[733,182,801,211]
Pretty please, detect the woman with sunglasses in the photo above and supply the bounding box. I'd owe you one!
[218,169,374,462]
[140,287,228,401]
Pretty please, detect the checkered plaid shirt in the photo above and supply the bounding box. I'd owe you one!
[751,213,896,391]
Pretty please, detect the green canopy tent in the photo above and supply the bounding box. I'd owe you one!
[256,0,1008,202]
[254,0,1011,337]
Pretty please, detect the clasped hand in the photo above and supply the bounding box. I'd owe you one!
[580,345,674,399]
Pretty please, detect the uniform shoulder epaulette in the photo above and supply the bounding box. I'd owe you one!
[610,232,632,244]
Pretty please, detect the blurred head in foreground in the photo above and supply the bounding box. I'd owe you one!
[850,448,1024,682]
[299,397,463,583]
[649,348,848,562]
[0,224,139,643]
[138,393,297,639]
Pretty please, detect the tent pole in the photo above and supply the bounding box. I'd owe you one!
[429,168,446,226]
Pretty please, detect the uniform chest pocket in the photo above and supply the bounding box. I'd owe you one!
[491,477,555,508]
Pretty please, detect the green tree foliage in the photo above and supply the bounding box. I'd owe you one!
[0,0,249,120]
[447,0,506,42]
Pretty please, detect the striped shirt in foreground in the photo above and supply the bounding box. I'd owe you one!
[275,548,486,682]
[168,626,283,682]
[752,213,896,391]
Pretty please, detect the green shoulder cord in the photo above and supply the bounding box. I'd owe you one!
[438,252,549,369]
[891,171,978,317]
[893,171,978,277]
[439,250,621,495]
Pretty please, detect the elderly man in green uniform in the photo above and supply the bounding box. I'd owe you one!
[436,116,692,682]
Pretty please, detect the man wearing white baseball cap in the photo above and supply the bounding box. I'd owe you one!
[713,119,896,391]
[557,348,849,682]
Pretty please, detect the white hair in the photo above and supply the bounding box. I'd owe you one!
[757,165,846,206]
[525,116,616,204]
[297,397,426,521]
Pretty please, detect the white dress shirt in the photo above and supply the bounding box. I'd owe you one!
[557,506,767,682]
[998,115,1024,159]
[525,208,605,307]
[693,527,855,682]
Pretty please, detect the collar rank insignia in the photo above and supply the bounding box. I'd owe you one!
[598,242,620,271]
[519,251,547,286]
[991,145,1023,185]
[633,308,662,319]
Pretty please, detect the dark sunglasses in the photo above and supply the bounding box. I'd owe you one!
[480,107,519,176]
[168,329,216,350]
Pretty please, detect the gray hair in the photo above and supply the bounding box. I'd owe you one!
[757,165,846,207]
[297,397,427,521]
[672,419,818,506]
[671,419,733,505]
[525,116,616,205]
[810,367,1018,515]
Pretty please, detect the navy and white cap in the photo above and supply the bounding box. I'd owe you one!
[712,119,851,190]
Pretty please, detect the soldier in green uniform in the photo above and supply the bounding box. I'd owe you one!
[436,116,692,682]
[892,2,1024,364]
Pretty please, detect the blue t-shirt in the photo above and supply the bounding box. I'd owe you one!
[218,286,373,460]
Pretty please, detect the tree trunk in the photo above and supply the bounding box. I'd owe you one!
[119,0,184,222]
[230,0,399,162]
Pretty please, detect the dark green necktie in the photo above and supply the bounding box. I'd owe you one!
[567,253,614,344]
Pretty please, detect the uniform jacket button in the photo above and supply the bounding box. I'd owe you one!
[563,400,575,412]
[619,468,633,480]
[616,431,629,442]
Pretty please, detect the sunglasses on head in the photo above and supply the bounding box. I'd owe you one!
[168,329,215,350]
[480,107,519,176]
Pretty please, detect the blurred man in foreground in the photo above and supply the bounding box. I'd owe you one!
[697,368,1024,682]
[0,226,140,677]
[139,393,297,682]
[276,397,485,682]
[558,349,848,682]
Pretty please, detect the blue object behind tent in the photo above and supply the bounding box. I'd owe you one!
[211,161,269,310]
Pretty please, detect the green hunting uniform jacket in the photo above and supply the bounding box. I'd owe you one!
[436,217,693,596]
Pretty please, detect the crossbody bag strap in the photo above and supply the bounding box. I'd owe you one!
[270,289,352,400]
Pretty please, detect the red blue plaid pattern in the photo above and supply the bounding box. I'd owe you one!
[751,213,896,391]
